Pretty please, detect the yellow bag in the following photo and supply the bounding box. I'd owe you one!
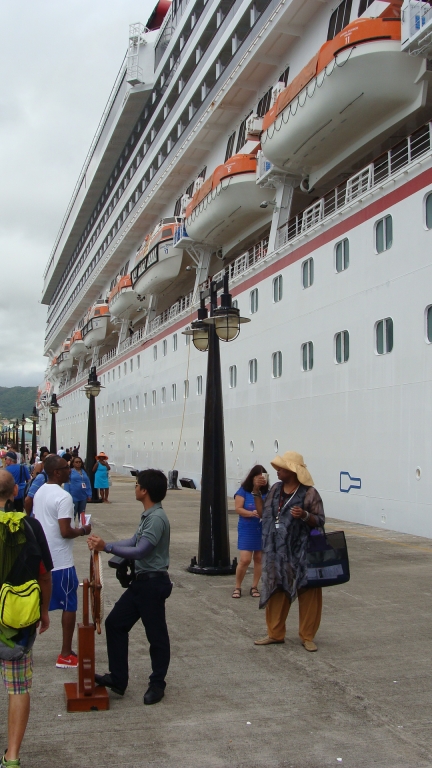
[0,580,41,629]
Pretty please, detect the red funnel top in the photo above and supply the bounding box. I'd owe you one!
[146,0,171,31]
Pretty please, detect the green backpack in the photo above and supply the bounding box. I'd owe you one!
[0,512,41,632]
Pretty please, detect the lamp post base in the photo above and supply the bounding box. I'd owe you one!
[187,556,237,575]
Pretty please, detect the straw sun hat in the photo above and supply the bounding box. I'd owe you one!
[97,451,109,460]
[270,451,314,486]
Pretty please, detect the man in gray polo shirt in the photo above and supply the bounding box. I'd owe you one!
[88,469,172,705]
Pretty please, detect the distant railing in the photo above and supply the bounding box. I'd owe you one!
[277,122,432,248]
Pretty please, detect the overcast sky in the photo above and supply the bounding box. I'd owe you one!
[0,0,155,387]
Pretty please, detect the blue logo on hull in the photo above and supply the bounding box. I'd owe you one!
[340,472,361,493]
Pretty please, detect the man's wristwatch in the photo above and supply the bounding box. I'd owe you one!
[80,527,86,536]
[105,543,113,554]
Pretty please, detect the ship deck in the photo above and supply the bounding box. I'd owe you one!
[9,478,432,768]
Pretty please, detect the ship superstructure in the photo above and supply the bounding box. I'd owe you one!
[40,0,432,537]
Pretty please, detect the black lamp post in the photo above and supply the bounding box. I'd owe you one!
[49,394,60,454]
[184,272,250,574]
[30,407,38,464]
[84,367,103,503]
[14,419,19,449]
[20,414,26,460]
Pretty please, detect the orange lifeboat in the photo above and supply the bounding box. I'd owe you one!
[131,218,184,297]
[69,330,86,358]
[50,356,59,378]
[57,339,73,372]
[261,16,424,187]
[184,154,270,245]
[108,275,142,320]
[81,303,111,349]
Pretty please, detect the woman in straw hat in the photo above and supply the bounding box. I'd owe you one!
[92,452,111,503]
[252,451,325,652]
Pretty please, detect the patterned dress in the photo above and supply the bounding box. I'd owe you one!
[259,482,325,608]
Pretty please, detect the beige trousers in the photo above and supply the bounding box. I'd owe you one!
[265,588,322,642]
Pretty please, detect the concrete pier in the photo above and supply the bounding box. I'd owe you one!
[3,475,432,768]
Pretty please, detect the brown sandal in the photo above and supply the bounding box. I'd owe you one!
[232,588,242,598]
[250,587,260,598]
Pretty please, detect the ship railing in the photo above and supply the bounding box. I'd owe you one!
[119,325,146,354]
[98,347,118,367]
[148,291,194,334]
[213,238,269,284]
[277,122,432,248]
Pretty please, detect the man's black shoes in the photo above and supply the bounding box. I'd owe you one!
[95,673,125,696]
[143,685,164,705]
[94,673,164,703]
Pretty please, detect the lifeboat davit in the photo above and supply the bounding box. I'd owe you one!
[131,218,183,297]
[184,154,270,245]
[82,303,111,349]
[69,330,86,358]
[108,275,143,320]
[57,340,73,372]
[261,18,424,187]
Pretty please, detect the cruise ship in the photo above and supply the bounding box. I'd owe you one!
[40,0,432,538]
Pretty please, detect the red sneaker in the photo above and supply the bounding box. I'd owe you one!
[56,651,78,669]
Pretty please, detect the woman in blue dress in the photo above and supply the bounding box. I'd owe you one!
[92,452,111,502]
[64,456,92,522]
[232,464,269,599]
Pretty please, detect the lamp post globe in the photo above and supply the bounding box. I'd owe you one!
[188,272,250,575]
[183,299,209,352]
[49,394,60,454]
[84,367,103,503]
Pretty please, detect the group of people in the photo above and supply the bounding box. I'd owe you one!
[0,447,324,768]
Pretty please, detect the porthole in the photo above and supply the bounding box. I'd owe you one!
[274,440,279,453]
[416,467,421,480]
[229,440,234,452]
[250,440,255,452]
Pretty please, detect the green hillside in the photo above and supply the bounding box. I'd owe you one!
[0,387,38,420]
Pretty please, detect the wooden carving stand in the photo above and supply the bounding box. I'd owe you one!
[64,552,109,712]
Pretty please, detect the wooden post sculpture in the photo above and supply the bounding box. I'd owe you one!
[64,551,110,711]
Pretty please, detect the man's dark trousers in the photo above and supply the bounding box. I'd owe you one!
[105,573,172,690]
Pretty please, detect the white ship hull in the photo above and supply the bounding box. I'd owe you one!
[40,0,432,539]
